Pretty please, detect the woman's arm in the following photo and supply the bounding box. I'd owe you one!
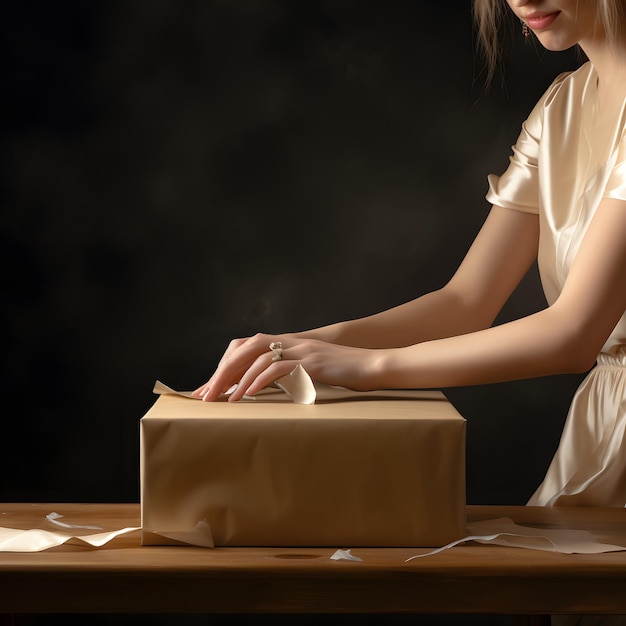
[300,205,539,348]
[372,196,626,389]
[206,197,626,401]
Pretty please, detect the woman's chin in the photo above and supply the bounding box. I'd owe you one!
[533,33,579,53]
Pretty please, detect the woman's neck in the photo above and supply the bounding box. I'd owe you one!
[580,31,626,103]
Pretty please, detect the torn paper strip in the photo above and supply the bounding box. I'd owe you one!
[0,524,140,552]
[405,517,626,561]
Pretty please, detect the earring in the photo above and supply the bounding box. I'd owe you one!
[521,19,530,38]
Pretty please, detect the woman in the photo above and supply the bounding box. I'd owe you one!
[194,0,626,510]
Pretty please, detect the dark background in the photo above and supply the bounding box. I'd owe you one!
[3,0,584,544]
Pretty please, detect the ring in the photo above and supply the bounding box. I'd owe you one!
[269,341,283,362]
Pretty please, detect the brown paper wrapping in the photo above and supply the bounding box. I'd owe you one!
[140,386,466,547]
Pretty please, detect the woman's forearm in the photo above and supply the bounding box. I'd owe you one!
[296,208,541,350]
[292,285,497,349]
[359,198,626,390]
[372,303,596,390]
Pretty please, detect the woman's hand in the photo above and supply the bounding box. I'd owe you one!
[192,333,382,402]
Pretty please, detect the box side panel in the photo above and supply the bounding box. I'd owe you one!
[141,415,466,547]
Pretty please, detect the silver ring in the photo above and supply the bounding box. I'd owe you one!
[269,341,283,362]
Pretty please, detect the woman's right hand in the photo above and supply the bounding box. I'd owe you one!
[192,333,291,402]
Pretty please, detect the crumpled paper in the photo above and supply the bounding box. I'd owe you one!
[0,513,214,553]
[0,517,140,552]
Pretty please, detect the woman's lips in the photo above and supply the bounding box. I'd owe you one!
[525,12,560,31]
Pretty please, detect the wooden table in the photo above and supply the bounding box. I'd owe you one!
[1,503,626,618]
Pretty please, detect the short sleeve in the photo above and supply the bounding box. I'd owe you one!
[485,120,541,214]
[604,130,626,202]
[485,72,572,215]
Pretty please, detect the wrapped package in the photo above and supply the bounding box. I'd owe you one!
[140,384,466,547]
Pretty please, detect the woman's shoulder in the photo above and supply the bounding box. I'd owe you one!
[516,62,596,149]
[542,61,593,105]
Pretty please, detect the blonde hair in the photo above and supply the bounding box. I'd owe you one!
[473,0,626,83]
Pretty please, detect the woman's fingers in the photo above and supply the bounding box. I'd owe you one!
[193,334,288,401]
[191,337,249,399]
[193,335,373,402]
[226,350,296,402]
[193,362,247,401]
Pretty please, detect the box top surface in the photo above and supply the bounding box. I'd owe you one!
[142,388,465,422]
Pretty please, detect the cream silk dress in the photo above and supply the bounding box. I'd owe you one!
[486,61,626,508]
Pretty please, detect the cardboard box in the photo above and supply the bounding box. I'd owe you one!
[140,386,466,547]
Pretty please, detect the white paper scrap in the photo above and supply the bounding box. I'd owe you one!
[330,548,363,562]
